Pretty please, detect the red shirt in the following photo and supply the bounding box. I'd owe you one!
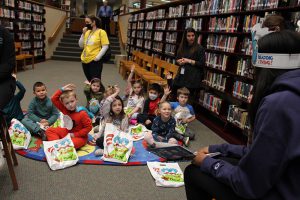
[148,98,160,115]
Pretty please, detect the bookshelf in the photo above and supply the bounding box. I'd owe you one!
[126,0,300,144]
[0,0,46,63]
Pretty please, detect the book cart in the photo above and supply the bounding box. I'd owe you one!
[126,0,300,144]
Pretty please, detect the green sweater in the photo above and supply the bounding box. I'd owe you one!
[84,84,104,103]
[27,96,59,125]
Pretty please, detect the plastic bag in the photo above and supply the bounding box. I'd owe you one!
[43,134,78,170]
[8,118,31,150]
[147,161,184,187]
[102,123,133,164]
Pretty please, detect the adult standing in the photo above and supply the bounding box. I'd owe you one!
[79,15,109,85]
[173,27,205,99]
[97,1,112,36]
[184,30,300,200]
[0,24,16,110]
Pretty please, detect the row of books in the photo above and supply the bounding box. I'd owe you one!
[146,9,165,20]
[232,81,253,102]
[236,58,253,79]
[145,40,151,49]
[145,21,153,29]
[208,16,239,32]
[227,105,250,130]
[240,38,253,55]
[136,39,143,47]
[32,13,43,22]
[137,21,143,29]
[199,90,222,115]
[17,32,30,40]
[203,71,227,92]
[137,31,143,38]
[145,31,152,39]
[168,5,185,18]
[244,0,279,10]
[168,20,178,30]
[154,32,163,41]
[166,32,177,43]
[0,7,15,18]
[2,0,14,7]
[155,21,167,30]
[18,1,31,11]
[205,52,228,71]
[243,15,262,32]
[186,0,243,16]
[32,24,44,31]
[207,35,238,53]
[153,42,163,52]
[34,48,44,56]
[33,41,43,48]
[185,18,203,31]
[165,44,176,56]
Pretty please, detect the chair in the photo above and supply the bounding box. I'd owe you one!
[15,42,34,72]
[0,113,19,190]
[119,50,141,79]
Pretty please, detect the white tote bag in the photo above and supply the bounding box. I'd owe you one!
[147,161,184,187]
[102,123,133,164]
[8,118,31,150]
[128,124,148,141]
[43,134,78,170]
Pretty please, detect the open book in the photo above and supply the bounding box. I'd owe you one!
[148,142,221,161]
[148,143,195,161]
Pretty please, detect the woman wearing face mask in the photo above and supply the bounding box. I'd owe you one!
[78,15,109,83]
[172,27,205,100]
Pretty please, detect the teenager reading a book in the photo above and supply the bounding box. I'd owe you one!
[184,30,300,200]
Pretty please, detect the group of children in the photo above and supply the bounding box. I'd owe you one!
[3,68,197,156]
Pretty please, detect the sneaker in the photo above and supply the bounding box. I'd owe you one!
[183,137,190,147]
[94,149,104,157]
[37,129,47,141]
[185,131,195,140]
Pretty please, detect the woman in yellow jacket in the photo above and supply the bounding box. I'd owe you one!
[79,15,109,82]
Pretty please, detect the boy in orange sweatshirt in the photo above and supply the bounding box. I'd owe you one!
[46,84,92,149]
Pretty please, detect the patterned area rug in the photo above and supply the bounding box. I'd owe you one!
[16,134,164,166]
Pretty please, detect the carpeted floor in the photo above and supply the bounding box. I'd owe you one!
[0,60,225,200]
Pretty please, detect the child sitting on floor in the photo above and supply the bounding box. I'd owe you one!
[2,74,26,126]
[144,101,189,147]
[21,81,59,140]
[170,87,196,140]
[124,65,144,122]
[83,78,104,115]
[137,83,169,130]
[46,84,92,149]
[94,96,129,156]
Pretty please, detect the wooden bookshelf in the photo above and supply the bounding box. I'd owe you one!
[0,0,46,63]
[125,0,300,144]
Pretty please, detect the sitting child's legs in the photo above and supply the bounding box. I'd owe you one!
[72,137,87,149]
[95,134,104,149]
[21,117,42,135]
[46,127,68,141]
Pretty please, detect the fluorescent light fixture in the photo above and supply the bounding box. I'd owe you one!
[161,0,171,2]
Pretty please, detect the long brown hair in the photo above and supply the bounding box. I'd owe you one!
[177,27,198,57]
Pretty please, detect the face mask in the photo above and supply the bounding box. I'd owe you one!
[149,93,158,100]
[86,23,92,30]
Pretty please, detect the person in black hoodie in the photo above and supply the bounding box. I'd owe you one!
[184,30,300,200]
[0,25,16,110]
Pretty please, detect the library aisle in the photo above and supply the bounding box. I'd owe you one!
[0,60,224,200]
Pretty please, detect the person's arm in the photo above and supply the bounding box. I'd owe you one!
[120,116,129,132]
[126,66,135,95]
[183,104,196,123]
[179,46,205,68]
[47,99,60,125]
[101,85,120,118]
[51,88,69,114]
[160,87,171,102]
[73,111,92,138]
[143,99,150,114]
[94,45,108,61]
[151,117,160,136]
[27,99,42,122]
[199,98,292,198]
[15,81,26,101]
[78,34,84,48]
[0,27,15,80]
